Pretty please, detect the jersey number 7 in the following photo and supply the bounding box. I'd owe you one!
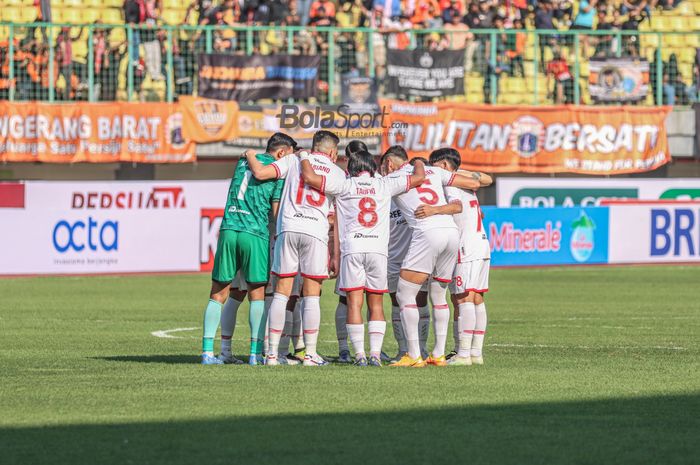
[469,199,483,232]
[295,176,326,207]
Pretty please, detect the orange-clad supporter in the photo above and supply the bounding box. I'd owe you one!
[410,0,440,24]
[309,0,336,19]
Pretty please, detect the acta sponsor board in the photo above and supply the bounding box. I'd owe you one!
[52,217,118,253]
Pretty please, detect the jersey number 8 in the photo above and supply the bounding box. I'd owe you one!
[357,197,378,227]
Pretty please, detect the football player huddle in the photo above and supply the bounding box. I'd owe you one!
[199,130,492,368]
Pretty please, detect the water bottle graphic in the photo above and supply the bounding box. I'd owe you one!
[570,212,596,263]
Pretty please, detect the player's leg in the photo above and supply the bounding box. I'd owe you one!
[239,232,272,366]
[471,259,490,364]
[387,260,407,361]
[335,294,351,363]
[427,228,459,366]
[341,254,369,365]
[416,289,430,359]
[219,280,246,364]
[447,263,475,366]
[202,230,238,365]
[266,232,299,365]
[448,293,460,359]
[391,230,435,367]
[365,253,388,366]
[298,234,330,366]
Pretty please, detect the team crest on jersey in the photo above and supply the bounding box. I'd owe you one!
[166,113,186,149]
[509,116,544,158]
[193,100,228,135]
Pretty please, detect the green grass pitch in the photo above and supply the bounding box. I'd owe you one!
[1,266,699,465]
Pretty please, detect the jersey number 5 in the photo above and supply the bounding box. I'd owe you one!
[295,176,326,207]
[416,179,439,205]
[357,197,378,227]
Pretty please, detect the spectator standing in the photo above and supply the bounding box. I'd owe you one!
[124,0,143,66]
[506,17,526,76]
[546,50,573,103]
[571,0,597,57]
[534,0,557,72]
[443,14,477,73]
[142,0,164,80]
[56,26,83,100]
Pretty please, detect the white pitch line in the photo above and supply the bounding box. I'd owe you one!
[490,343,687,351]
[151,327,199,339]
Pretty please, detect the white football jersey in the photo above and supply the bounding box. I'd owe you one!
[272,152,346,244]
[388,199,411,264]
[332,172,411,256]
[445,186,490,262]
[388,164,458,232]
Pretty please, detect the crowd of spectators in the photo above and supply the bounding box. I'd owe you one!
[0,0,695,103]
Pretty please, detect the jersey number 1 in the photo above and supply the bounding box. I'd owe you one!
[295,176,326,207]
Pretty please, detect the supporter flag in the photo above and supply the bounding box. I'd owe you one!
[385,49,465,98]
[197,54,320,101]
[589,58,649,103]
[179,96,240,143]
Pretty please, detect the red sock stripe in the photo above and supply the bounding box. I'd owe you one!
[434,304,450,310]
[303,329,318,334]
[270,328,283,334]
[403,304,418,309]
[463,330,475,334]
[221,335,232,340]
[473,330,486,335]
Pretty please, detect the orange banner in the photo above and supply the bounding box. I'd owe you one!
[0,101,194,163]
[379,100,672,174]
[179,96,239,143]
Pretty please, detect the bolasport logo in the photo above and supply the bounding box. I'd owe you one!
[52,217,119,253]
[71,187,186,209]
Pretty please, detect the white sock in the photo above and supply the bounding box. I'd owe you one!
[264,294,273,354]
[368,320,386,359]
[302,296,321,356]
[292,299,304,351]
[346,323,365,358]
[391,304,407,354]
[335,301,349,353]
[418,304,430,356]
[279,309,294,357]
[220,297,242,356]
[457,302,476,358]
[452,321,459,353]
[429,280,450,358]
[397,278,423,359]
[472,302,487,357]
[266,293,288,359]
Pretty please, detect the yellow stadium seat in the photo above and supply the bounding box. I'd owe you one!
[687,35,700,48]
[466,92,483,104]
[669,16,688,31]
[72,40,88,61]
[0,26,8,41]
[20,6,36,22]
[4,0,22,5]
[84,0,103,7]
[51,9,63,22]
[109,27,126,44]
[689,16,700,30]
[663,34,683,47]
[694,1,700,14]
[499,93,523,105]
[640,33,659,48]
[508,78,527,94]
[653,16,670,31]
[62,0,81,6]
[82,9,100,23]
[62,9,81,24]
[162,10,185,25]
[102,0,123,7]
[101,8,123,24]
[679,48,696,63]
[163,0,183,9]
[675,1,693,15]
[1,7,21,22]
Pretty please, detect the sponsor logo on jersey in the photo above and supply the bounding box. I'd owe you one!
[71,187,186,210]
[293,212,319,222]
[228,205,251,215]
[353,232,379,239]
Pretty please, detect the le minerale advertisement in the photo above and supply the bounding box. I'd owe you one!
[497,178,700,207]
[0,102,194,163]
[197,54,320,102]
[385,49,465,98]
[380,100,671,175]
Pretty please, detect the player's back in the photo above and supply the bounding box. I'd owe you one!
[221,154,281,239]
[390,165,457,232]
[275,152,345,243]
[335,174,397,256]
[446,186,490,262]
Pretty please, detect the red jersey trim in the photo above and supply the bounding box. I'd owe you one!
[405,175,411,192]
[465,288,489,293]
[339,286,364,292]
[365,288,389,294]
[319,175,326,195]
[433,276,453,283]
[447,173,457,186]
[271,163,281,179]
[271,271,298,278]
[301,273,328,280]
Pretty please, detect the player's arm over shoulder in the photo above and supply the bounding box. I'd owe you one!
[245,149,285,181]
[440,166,491,190]
[458,169,493,188]
[300,154,346,196]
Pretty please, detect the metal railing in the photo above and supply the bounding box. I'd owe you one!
[0,22,698,105]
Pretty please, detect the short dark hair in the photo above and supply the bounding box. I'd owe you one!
[266,132,297,153]
[312,130,340,153]
[429,147,461,171]
[347,150,377,177]
[380,145,408,165]
[409,157,429,167]
[345,140,368,158]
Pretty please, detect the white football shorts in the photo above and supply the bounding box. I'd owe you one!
[449,259,490,295]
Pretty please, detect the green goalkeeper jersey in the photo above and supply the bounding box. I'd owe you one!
[219,153,283,240]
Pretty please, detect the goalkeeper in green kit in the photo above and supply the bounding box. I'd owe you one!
[200,133,297,365]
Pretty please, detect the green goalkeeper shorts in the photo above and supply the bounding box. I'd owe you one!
[211,230,269,285]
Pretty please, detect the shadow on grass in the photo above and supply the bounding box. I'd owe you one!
[96,355,201,364]
[2,394,699,465]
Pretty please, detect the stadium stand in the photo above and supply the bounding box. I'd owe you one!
[0,0,697,104]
